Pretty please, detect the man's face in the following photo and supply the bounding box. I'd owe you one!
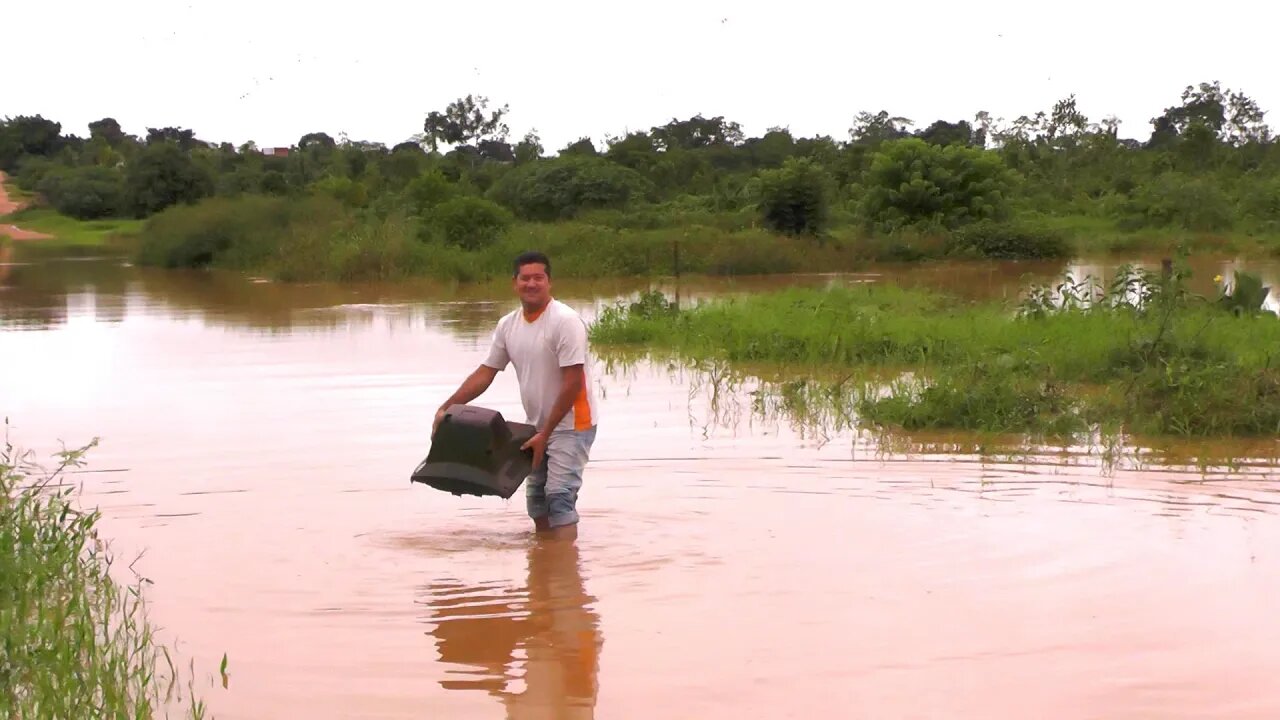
[514,262,551,307]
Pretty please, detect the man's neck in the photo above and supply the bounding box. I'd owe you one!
[522,298,551,320]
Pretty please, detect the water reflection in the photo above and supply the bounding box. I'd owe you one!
[0,251,1084,336]
[421,537,602,718]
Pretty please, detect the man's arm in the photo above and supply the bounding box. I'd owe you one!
[433,364,499,435]
[435,317,509,434]
[439,364,499,411]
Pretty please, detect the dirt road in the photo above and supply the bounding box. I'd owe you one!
[0,171,53,240]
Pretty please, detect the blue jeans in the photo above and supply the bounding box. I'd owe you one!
[526,425,597,527]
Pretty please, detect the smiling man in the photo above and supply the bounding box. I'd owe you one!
[434,251,600,536]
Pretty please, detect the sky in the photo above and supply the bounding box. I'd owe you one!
[5,0,1278,151]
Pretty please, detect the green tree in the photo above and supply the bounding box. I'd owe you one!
[743,128,796,168]
[0,115,63,171]
[755,157,832,236]
[488,155,651,220]
[860,138,1012,231]
[560,137,598,157]
[125,142,215,216]
[145,127,206,151]
[37,166,127,219]
[299,132,336,150]
[1149,81,1270,147]
[422,95,509,152]
[916,120,975,148]
[428,196,513,249]
[403,170,457,215]
[650,115,744,151]
[850,111,913,146]
[88,118,129,147]
[514,131,543,164]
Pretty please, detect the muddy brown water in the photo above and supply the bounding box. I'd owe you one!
[4,253,1280,719]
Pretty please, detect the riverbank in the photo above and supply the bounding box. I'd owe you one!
[589,266,1280,442]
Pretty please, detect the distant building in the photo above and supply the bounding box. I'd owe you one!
[261,147,290,157]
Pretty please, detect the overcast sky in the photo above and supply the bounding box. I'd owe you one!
[6,0,1277,151]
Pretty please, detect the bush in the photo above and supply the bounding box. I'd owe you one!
[310,175,368,208]
[429,196,513,250]
[134,194,346,269]
[125,143,215,217]
[36,166,126,219]
[945,220,1071,259]
[402,170,456,215]
[1123,172,1234,231]
[754,157,832,236]
[487,156,652,220]
[13,156,59,193]
[860,138,1012,232]
[1238,176,1280,231]
[274,212,432,282]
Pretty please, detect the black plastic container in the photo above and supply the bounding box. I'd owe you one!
[410,404,537,498]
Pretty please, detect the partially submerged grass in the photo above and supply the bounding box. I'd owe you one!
[591,257,1280,443]
[1,431,218,718]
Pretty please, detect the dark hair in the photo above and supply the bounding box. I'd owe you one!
[513,251,551,278]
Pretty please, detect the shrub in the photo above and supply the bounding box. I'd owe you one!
[1123,172,1234,231]
[945,220,1071,259]
[310,175,369,208]
[1238,176,1280,232]
[125,143,215,217]
[860,138,1012,232]
[402,170,457,215]
[754,157,832,236]
[487,156,652,220]
[36,166,126,219]
[133,195,346,269]
[429,196,513,250]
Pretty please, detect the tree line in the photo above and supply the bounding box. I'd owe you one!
[1,81,1277,246]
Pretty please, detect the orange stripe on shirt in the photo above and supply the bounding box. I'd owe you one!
[573,378,593,430]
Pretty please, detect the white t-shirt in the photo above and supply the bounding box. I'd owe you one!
[482,298,600,433]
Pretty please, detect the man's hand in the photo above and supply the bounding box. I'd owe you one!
[432,406,449,438]
[521,431,548,470]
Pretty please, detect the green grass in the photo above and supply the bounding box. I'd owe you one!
[4,207,144,250]
[1024,211,1280,256]
[1,433,219,718]
[590,261,1280,441]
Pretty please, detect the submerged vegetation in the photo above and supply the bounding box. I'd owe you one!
[590,257,1280,443]
[2,81,1279,279]
[1,433,219,718]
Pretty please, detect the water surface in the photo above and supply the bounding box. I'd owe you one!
[3,254,1280,719]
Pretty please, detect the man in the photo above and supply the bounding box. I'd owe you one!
[434,251,600,536]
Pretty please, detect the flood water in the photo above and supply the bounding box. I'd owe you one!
[4,252,1280,719]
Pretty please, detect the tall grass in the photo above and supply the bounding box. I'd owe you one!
[131,194,1124,284]
[1,431,218,719]
[591,261,1280,440]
